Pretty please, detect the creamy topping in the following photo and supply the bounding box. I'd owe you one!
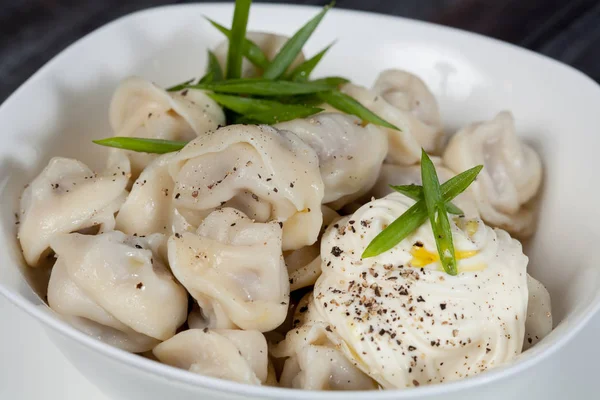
[314,192,529,388]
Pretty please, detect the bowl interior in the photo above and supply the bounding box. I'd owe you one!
[1,3,600,397]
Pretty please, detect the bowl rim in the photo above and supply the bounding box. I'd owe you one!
[2,2,600,398]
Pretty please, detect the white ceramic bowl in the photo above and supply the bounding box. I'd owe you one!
[1,3,600,400]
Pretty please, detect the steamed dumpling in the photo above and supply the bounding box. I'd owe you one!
[275,113,388,209]
[115,153,191,236]
[168,208,290,332]
[153,329,270,385]
[47,231,188,352]
[108,77,225,177]
[369,158,479,218]
[18,157,128,266]
[523,275,553,350]
[335,79,443,166]
[168,124,324,250]
[285,206,340,291]
[372,69,442,132]
[443,111,542,237]
[270,294,378,390]
[214,32,304,78]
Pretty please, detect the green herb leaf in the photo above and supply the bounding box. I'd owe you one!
[206,18,270,69]
[93,137,187,154]
[421,150,457,275]
[311,76,349,86]
[207,93,322,122]
[361,201,427,259]
[262,2,334,79]
[199,71,215,84]
[206,93,275,114]
[439,165,483,201]
[166,78,195,92]
[390,184,464,215]
[389,184,423,201]
[362,163,482,260]
[237,106,323,124]
[185,78,337,96]
[204,50,224,82]
[226,0,252,79]
[288,42,335,81]
[318,90,400,130]
[277,93,323,106]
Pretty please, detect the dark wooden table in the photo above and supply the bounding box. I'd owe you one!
[2,0,599,102]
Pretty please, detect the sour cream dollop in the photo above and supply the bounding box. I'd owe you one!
[314,192,529,388]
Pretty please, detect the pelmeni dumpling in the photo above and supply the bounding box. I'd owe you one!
[523,275,553,351]
[153,329,270,385]
[275,113,388,209]
[168,124,324,250]
[372,69,442,133]
[443,111,542,237]
[314,192,530,388]
[115,153,191,236]
[108,77,225,177]
[369,158,479,218]
[214,32,304,78]
[271,294,378,390]
[285,206,340,291]
[168,208,289,332]
[18,157,128,266]
[47,231,188,352]
[335,81,443,166]
[187,300,236,331]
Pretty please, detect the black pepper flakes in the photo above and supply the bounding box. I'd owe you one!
[331,246,343,257]
[440,303,447,310]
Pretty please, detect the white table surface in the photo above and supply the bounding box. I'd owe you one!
[0,294,597,400]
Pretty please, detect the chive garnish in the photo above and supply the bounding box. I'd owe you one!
[226,0,252,79]
[183,78,337,96]
[362,158,483,266]
[390,184,464,215]
[262,2,334,80]
[93,137,187,154]
[421,151,457,275]
[205,17,270,69]
[318,90,400,130]
[288,42,335,81]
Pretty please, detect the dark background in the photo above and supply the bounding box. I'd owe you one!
[2,0,600,102]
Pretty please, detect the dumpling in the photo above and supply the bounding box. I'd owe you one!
[442,111,542,237]
[369,158,479,218]
[523,275,553,351]
[372,69,442,134]
[275,113,388,209]
[47,231,188,352]
[270,294,378,390]
[334,80,443,166]
[115,153,191,236]
[18,157,128,266]
[187,300,236,331]
[168,124,324,250]
[168,208,289,332]
[214,32,304,78]
[153,329,270,385]
[108,77,225,178]
[285,206,340,291]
